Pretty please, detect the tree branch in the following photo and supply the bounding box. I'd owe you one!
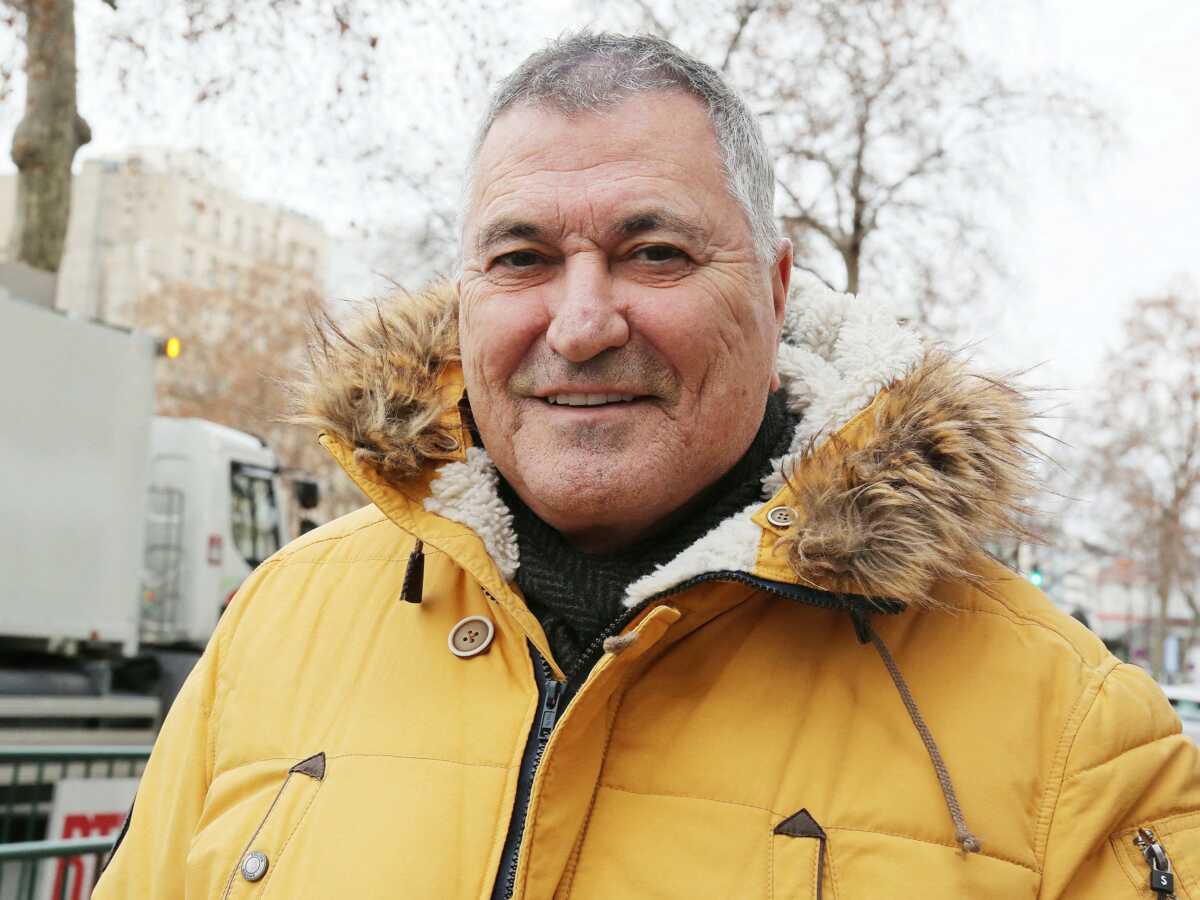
[720,2,759,73]
[629,0,670,38]
[863,144,947,233]
[791,260,837,291]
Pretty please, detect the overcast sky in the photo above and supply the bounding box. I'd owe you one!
[979,0,1200,390]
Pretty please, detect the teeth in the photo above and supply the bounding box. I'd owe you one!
[546,393,639,406]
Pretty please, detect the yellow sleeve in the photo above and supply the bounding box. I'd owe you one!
[1039,662,1200,898]
[92,562,272,899]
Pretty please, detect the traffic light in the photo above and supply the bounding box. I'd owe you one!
[156,336,182,359]
[1029,564,1044,588]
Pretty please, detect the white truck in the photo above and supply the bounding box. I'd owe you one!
[0,292,317,745]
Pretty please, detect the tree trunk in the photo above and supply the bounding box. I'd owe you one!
[1151,560,1173,680]
[844,242,860,295]
[9,0,91,273]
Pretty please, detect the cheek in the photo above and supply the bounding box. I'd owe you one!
[629,286,776,394]
[460,289,546,398]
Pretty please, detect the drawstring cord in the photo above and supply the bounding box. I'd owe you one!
[850,609,982,854]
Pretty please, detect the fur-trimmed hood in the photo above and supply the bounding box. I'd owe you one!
[293,274,1038,608]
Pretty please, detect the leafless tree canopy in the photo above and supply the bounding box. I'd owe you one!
[1076,286,1200,675]
[606,0,1112,338]
[1,0,531,280]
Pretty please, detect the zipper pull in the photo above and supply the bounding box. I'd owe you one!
[538,679,565,742]
[1135,828,1176,897]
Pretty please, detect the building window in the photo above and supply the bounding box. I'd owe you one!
[232,215,243,250]
[212,209,222,242]
[188,198,205,233]
[182,246,195,279]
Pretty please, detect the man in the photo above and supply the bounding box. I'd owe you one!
[96,33,1199,899]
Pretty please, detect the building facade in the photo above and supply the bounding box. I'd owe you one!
[0,150,327,327]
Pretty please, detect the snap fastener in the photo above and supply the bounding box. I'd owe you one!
[241,850,269,882]
[766,506,797,528]
[448,615,495,658]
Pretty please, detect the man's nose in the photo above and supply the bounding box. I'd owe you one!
[545,255,630,363]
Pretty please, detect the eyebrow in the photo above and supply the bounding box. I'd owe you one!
[613,210,706,244]
[475,219,546,257]
[474,208,707,257]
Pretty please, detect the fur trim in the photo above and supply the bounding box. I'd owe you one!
[290,281,462,481]
[777,352,1038,606]
[297,275,1037,607]
[765,274,924,495]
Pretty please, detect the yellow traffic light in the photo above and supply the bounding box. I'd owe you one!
[163,336,182,359]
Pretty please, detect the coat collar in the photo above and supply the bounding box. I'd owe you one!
[294,274,1038,609]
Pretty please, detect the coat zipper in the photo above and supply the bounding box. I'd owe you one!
[495,646,567,900]
[1134,827,1177,897]
[490,571,903,898]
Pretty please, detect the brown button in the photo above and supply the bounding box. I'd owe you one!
[448,615,495,658]
[766,506,797,528]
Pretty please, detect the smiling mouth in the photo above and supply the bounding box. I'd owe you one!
[543,393,642,407]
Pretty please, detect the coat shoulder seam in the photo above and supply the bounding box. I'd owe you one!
[949,602,1107,671]
[272,513,402,564]
[1032,658,1121,872]
[1063,732,1181,783]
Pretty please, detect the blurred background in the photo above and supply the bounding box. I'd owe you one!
[0,0,1197,893]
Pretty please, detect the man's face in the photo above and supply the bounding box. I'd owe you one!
[459,91,790,552]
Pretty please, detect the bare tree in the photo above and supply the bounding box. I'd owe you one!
[1078,287,1200,678]
[1,0,543,282]
[3,0,107,271]
[603,0,1112,337]
[1,0,389,273]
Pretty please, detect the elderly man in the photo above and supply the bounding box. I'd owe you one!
[96,33,1199,899]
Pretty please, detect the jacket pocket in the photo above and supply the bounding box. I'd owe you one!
[771,808,834,900]
[1111,812,1200,898]
[221,752,326,900]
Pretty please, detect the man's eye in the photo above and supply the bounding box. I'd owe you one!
[495,250,543,268]
[634,245,686,263]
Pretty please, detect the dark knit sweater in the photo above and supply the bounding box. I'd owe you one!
[498,391,796,677]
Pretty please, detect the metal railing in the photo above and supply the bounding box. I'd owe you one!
[0,838,114,900]
[0,747,151,900]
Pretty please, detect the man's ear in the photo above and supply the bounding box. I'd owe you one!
[768,239,792,392]
[773,238,792,327]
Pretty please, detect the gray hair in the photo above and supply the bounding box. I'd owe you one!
[463,31,781,263]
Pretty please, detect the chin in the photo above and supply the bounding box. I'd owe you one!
[515,453,649,528]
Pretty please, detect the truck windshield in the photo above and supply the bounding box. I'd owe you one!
[230,463,281,567]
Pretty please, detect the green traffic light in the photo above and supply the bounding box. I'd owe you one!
[1030,570,1044,587]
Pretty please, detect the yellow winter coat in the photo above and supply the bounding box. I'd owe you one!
[95,279,1200,899]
